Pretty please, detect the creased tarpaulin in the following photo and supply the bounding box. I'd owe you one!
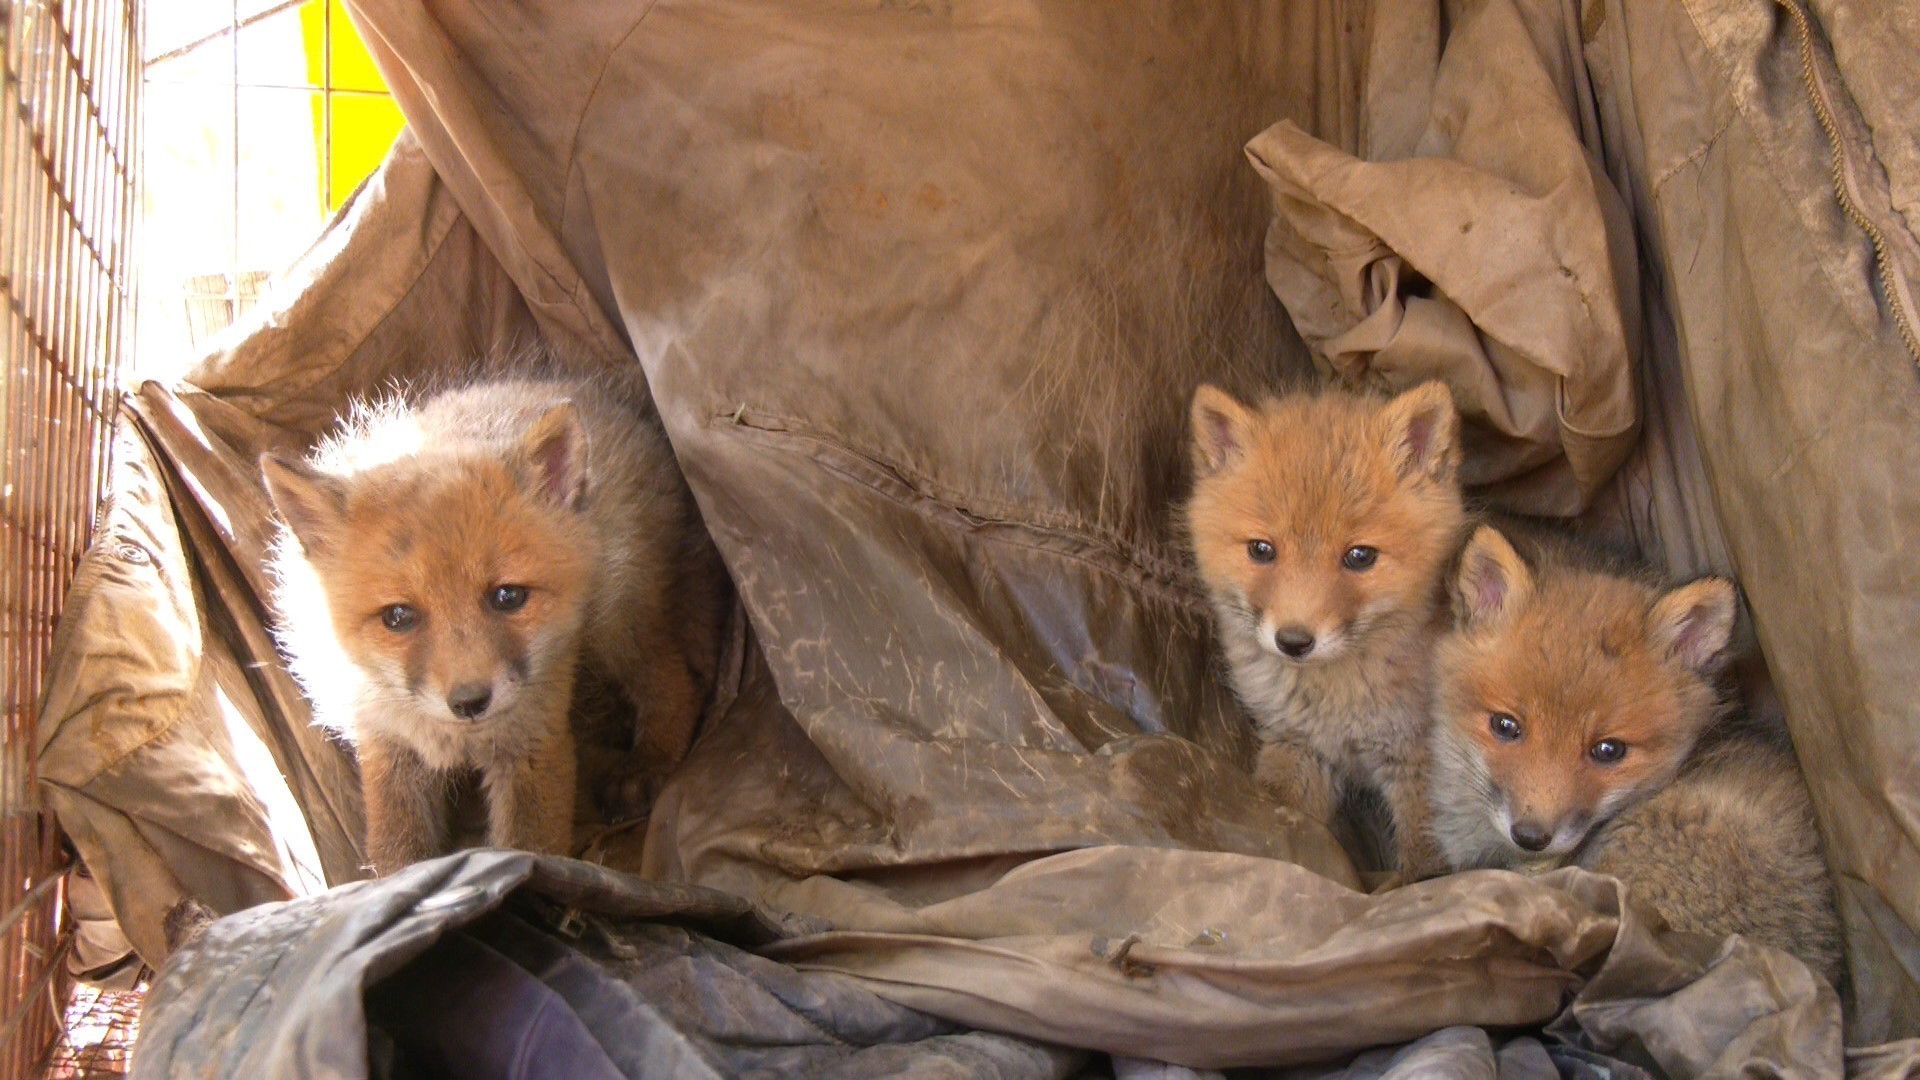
[136,848,1845,1077]
[134,851,1085,1079]
[1246,0,1643,517]
[25,0,1917,1073]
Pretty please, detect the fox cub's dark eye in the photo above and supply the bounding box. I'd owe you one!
[1589,739,1628,764]
[488,585,529,612]
[1247,540,1276,564]
[1341,545,1379,571]
[1489,712,1522,742]
[380,604,418,632]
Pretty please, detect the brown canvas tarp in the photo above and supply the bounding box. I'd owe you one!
[37,0,1920,1072]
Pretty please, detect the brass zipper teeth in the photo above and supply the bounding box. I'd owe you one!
[1778,0,1920,365]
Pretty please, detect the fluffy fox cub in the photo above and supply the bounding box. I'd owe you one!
[1185,381,1465,878]
[261,373,726,875]
[1430,524,1842,984]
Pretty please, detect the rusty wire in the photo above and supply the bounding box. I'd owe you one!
[0,0,139,1076]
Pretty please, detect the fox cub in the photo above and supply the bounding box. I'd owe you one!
[1186,381,1465,878]
[1429,524,1842,985]
[262,373,726,875]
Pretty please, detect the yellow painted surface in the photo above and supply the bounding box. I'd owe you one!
[298,0,404,211]
[327,0,391,92]
[328,95,406,208]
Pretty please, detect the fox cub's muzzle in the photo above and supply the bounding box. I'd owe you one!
[446,681,494,721]
[1273,626,1316,659]
[1509,820,1553,852]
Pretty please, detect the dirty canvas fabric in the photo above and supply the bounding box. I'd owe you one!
[29,0,1920,1073]
[133,851,1087,1079]
[1249,0,1643,517]
[134,848,1839,1077]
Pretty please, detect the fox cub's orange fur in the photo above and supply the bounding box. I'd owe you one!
[1185,381,1465,878]
[1430,524,1842,985]
[262,373,726,876]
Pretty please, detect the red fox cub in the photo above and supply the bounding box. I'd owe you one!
[261,373,727,875]
[1185,381,1465,879]
[1430,524,1843,985]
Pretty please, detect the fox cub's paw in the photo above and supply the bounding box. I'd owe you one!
[594,755,673,824]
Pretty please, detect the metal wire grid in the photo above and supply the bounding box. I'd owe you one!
[43,980,141,1078]
[0,0,139,1075]
[141,0,406,369]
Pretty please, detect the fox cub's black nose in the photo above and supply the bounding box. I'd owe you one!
[1510,822,1552,852]
[447,682,493,719]
[1274,627,1316,658]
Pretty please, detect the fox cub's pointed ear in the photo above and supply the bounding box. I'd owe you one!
[1190,384,1253,476]
[1454,526,1531,627]
[1382,381,1460,482]
[260,454,347,556]
[521,403,589,510]
[1649,577,1737,674]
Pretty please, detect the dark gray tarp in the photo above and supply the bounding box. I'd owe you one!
[132,848,1843,1077]
[134,851,1086,1079]
[34,0,1920,1074]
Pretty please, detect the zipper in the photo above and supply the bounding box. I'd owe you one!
[1775,0,1920,366]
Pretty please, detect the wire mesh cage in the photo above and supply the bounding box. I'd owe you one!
[0,0,140,1075]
